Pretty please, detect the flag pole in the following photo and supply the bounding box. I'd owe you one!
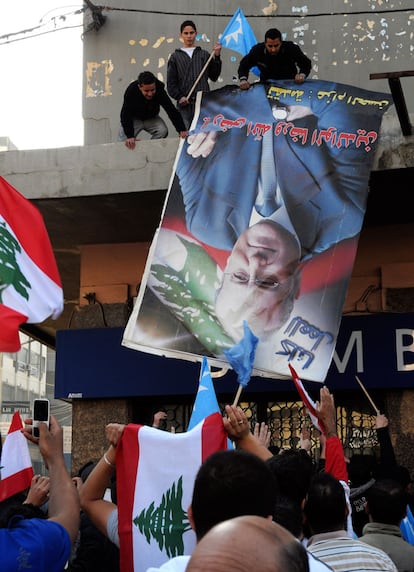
[185,51,215,101]
[186,8,257,108]
[232,382,246,407]
[355,375,380,415]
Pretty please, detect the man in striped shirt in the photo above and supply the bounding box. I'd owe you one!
[304,472,397,571]
[167,20,222,129]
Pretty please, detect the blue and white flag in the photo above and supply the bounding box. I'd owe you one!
[188,356,221,430]
[220,7,259,76]
[401,504,414,545]
[224,321,258,388]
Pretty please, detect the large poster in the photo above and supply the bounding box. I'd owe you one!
[123,79,392,382]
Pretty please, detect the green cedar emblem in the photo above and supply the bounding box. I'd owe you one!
[0,221,31,303]
[150,236,234,355]
[133,476,191,557]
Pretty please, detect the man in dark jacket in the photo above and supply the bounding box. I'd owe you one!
[238,28,311,90]
[119,71,187,150]
[167,20,222,129]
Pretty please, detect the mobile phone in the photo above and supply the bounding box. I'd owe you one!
[32,398,50,437]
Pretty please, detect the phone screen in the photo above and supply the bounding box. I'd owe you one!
[33,399,50,437]
[34,400,49,421]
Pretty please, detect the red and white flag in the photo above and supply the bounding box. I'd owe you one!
[289,364,325,434]
[0,176,63,352]
[0,411,34,502]
[116,412,227,572]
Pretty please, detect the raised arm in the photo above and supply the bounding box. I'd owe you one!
[224,405,272,461]
[375,414,398,475]
[315,388,355,537]
[79,423,125,539]
[316,387,348,483]
[254,421,271,449]
[24,415,80,544]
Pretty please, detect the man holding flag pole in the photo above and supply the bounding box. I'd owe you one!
[167,20,222,129]
[167,8,257,129]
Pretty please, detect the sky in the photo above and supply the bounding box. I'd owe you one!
[0,1,83,150]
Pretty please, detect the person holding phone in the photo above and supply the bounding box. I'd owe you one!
[0,416,79,571]
[32,398,50,438]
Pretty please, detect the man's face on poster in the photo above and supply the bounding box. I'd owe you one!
[215,220,301,341]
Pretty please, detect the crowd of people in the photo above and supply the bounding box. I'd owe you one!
[1,388,413,571]
[2,18,411,572]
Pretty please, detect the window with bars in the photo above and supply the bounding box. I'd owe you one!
[160,398,379,460]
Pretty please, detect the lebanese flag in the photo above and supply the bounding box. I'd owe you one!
[0,176,63,352]
[117,412,227,572]
[0,412,34,501]
[289,364,325,434]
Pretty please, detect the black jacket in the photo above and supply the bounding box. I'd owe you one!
[120,78,186,138]
[238,41,312,82]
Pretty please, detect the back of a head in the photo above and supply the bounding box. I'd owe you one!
[366,478,407,525]
[348,454,377,487]
[304,473,347,535]
[377,464,412,490]
[273,494,303,538]
[0,501,46,528]
[191,449,278,540]
[187,515,309,572]
[268,444,280,456]
[78,460,97,483]
[266,449,315,505]
[265,28,282,41]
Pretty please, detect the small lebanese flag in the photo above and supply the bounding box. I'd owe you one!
[117,412,227,572]
[0,411,34,501]
[0,176,63,352]
[289,364,325,434]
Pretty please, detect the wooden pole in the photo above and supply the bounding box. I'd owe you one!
[355,375,380,415]
[185,51,215,101]
[232,383,243,407]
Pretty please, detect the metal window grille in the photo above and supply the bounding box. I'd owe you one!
[161,398,379,460]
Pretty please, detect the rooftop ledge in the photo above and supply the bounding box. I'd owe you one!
[0,114,413,201]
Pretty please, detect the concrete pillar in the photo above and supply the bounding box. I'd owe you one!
[71,398,131,475]
[384,391,414,479]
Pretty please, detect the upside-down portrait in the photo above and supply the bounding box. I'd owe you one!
[123,78,392,382]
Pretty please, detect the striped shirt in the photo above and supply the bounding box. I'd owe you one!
[167,47,221,103]
[307,531,397,571]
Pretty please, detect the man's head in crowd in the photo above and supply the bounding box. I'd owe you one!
[186,515,310,572]
[188,449,278,540]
